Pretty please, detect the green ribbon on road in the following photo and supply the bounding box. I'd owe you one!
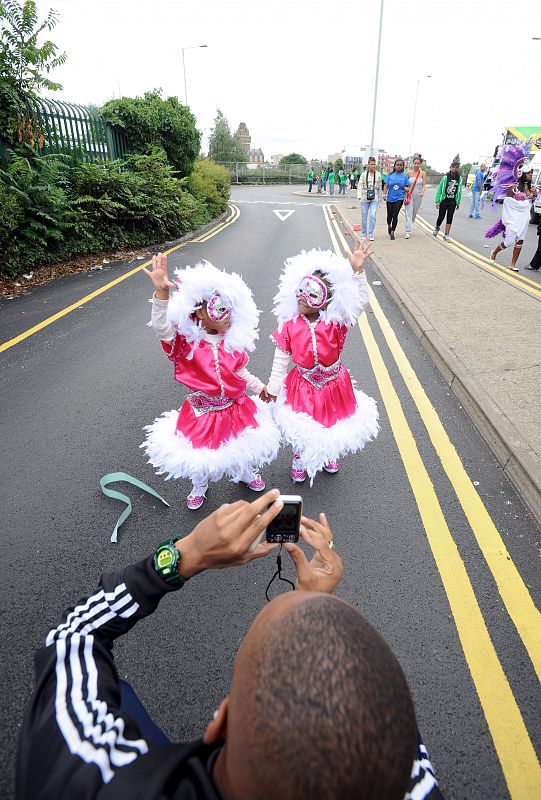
[100,472,170,542]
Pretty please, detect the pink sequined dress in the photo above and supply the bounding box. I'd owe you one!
[142,298,280,487]
[268,315,379,481]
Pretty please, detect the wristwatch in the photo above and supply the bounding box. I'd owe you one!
[153,536,186,588]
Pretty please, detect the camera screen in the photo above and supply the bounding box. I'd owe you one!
[268,504,298,533]
[266,500,301,542]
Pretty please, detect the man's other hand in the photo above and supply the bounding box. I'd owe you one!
[284,513,344,594]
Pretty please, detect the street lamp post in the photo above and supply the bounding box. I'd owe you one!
[409,75,431,160]
[369,0,385,159]
[181,44,207,106]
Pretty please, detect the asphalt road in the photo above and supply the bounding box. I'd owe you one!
[1,184,540,799]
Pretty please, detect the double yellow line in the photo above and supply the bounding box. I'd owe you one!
[323,204,541,798]
[0,204,240,354]
[415,213,541,300]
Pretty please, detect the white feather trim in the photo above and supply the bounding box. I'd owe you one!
[141,399,281,485]
[273,388,379,484]
[273,249,369,330]
[168,261,260,353]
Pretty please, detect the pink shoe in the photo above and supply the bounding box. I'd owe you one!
[291,455,307,483]
[246,473,266,492]
[323,460,340,474]
[186,487,207,510]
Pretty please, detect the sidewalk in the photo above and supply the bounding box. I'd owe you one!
[336,202,541,529]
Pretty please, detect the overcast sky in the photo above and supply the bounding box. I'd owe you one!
[37,0,539,171]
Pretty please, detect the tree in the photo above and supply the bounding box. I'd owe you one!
[335,157,344,172]
[0,0,67,144]
[100,90,200,177]
[208,109,247,163]
[461,162,473,179]
[280,153,307,165]
[451,153,461,166]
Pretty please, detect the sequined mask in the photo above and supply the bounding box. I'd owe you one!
[206,291,232,322]
[295,274,330,309]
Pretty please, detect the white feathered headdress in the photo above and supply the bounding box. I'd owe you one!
[167,261,260,353]
[273,249,368,330]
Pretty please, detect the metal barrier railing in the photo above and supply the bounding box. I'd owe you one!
[215,162,309,184]
[4,98,129,163]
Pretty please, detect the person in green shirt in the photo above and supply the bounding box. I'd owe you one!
[307,168,314,193]
[339,170,348,195]
[328,169,335,195]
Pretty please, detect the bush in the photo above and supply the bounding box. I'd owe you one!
[0,150,78,275]
[0,148,229,277]
[100,91,200,177]
[187,159,230,217]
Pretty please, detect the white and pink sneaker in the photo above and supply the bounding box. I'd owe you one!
[186,483,208,510]
[245,472,266,492]
[323,460,340,474]
[291,454,307,483]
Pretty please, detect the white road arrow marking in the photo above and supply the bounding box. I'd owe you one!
[273,209,295,221]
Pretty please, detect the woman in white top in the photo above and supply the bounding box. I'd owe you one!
[357,157,383,240]
[404,154,427,238]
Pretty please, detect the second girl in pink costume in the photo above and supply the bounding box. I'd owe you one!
[142,254,280,509]
[261,242,379,484]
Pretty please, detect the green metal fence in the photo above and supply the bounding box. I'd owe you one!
[217,162,309,185]
[0,98,128,165]
[32,97,128,162]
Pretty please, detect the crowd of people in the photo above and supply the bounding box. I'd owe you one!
[307,151,540,270]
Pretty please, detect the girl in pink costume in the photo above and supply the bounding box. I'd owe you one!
[142,254,280,510]
[261,241,379,484]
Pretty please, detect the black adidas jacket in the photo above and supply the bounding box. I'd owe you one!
[16,556,443,799]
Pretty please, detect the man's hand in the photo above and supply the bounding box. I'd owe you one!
[259,387,277,403]
[178,490,283,577]
[143,252,175,300]
[284,513,344,594]
[346,237,373,273]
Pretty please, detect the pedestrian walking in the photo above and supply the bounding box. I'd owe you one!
[488,187,532,271]
[357,156,382,240]
[483,140,536,271]
[383,158,410,239]
[526,222,541,270]
[338,169,348,195]
[433,161,462,241]
[404,154,427,238]
[307,167,314,193]
[260,242,379,484]
[323,165,330,194]
[142,255,280,509]
[468,163,486,218]
[328,168,336,195]
[316,173,323,193]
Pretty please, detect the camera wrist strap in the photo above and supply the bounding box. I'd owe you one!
[265,544,295,602]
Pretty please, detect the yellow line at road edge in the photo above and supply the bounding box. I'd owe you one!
[0,204,240,354]
[323,204,541,798]
[331,204,541,682]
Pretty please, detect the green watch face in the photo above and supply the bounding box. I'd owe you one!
[156,547,175,571]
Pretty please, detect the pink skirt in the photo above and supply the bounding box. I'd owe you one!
[284,366,357,427]
[177,396,258,449]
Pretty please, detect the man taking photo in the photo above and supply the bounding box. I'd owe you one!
[17,489,442,799]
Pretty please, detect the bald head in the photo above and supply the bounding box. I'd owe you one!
[223,593,416,800]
